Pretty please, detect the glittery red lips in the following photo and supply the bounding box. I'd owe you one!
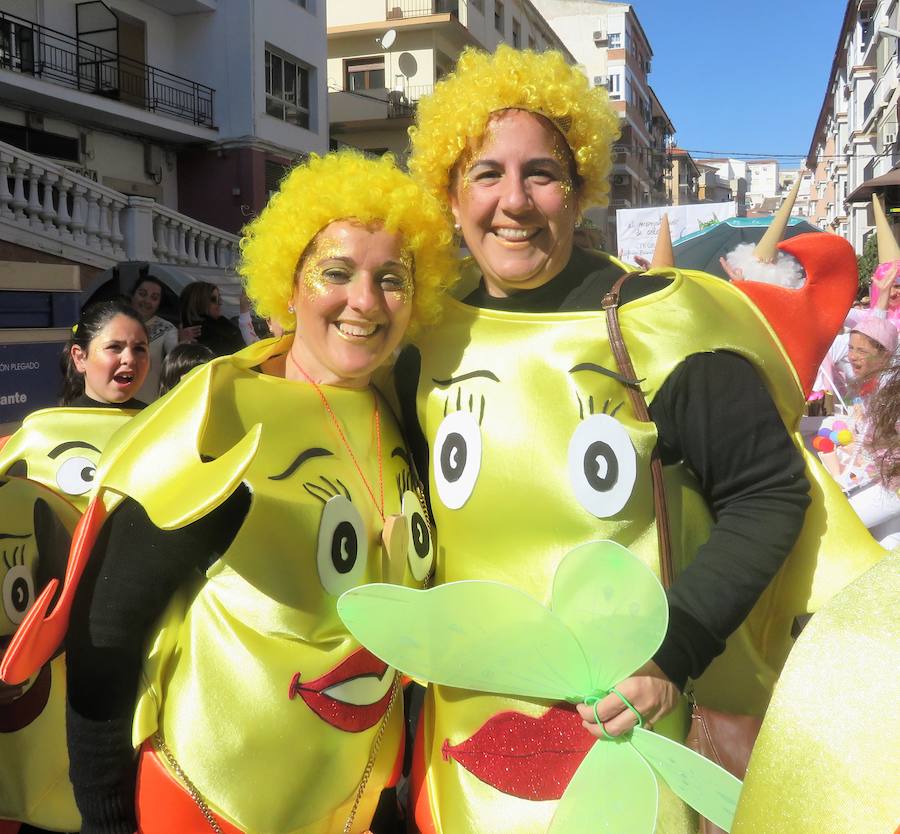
[289,647,393,733]
[442,704,594,800]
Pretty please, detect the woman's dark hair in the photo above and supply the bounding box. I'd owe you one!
[158,343,214,397]
[130,274,166,299]
[180,281,219,326]
[60,300,148,405]
[866,362,900,486]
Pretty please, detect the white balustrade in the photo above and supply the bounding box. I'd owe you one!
[0,138,238,276]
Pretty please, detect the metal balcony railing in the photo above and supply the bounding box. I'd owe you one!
[0,11,215,128]
[386,0,460,20]
[387,84,433,118]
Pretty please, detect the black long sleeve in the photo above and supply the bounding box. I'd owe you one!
[66,488,249,834]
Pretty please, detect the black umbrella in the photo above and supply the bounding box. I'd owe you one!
[673,217,820,280]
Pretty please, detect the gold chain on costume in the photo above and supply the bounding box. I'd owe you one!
[153,731,224,833]
[343,672,401,834]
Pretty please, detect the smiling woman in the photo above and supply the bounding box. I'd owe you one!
[43,150,458,834]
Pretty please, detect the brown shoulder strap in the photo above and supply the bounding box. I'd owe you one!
[602,272,675,589]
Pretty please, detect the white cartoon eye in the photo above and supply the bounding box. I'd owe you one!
[55,456,96,496]
[402,490,434,581]
[433,410,481,510]
[316,495,369,597]
[568,413,637,518]
[2,563,34,625]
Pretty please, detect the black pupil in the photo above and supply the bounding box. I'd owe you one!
[82,466,95,483]
[411,513,430,558]
[11,576,29,612]
[331,521,358,574]
[440,432,467,483]
[583,440,619,492]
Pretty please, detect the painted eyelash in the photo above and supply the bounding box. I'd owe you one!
[576,395,625,420]
[442,388,486,426]
[303,475,351,504]
[396,468,414,503]
[2,544,25,571]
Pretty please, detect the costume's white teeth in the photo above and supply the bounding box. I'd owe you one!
[337,322,377,337]
[320,668,393,705]
[494,228,537,241]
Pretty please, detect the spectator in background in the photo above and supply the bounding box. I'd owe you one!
[158,343,214,397]
[129,275,178,403]
[180,281,247,356]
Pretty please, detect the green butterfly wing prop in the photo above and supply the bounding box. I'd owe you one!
[631,727,742,831]
[337,579,592,700]
[547,739,658,834]
[551,541,669,692]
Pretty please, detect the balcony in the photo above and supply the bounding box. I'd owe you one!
[0,11,215,130]
[329,84,433,128]
[386,0,460,19]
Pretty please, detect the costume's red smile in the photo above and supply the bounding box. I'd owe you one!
[0,635,51,732]
[442,704,594,800]
[289,647,394,733]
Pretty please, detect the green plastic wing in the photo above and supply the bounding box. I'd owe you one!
[551,541,669,691]
[631,727,742,832]
[547,738,658,834]
[338,581,592,700]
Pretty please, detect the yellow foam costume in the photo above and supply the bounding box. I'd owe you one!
[81,336,434,833]
[0,477,80,830]
[406,257,885,834]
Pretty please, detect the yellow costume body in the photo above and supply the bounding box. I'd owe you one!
[90,337,432,833]
[408,261,884,834]
[0,406,136,830]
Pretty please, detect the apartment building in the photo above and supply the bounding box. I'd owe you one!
[779,169,814,217]
[694,157,748,209]
[665,147,699,205]
[807,0,900,252]
[528,1,672,246]
[746,160,780,207]
[327,0,571,160]
[0,0,328,251]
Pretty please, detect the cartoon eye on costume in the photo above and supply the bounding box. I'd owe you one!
[402,490,434,581]
[2,563,34,625]
[55,456,97,496]
[568,413,637,518]
[316,495,369,596]
[433,409,481,510]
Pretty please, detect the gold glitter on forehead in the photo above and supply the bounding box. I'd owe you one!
[386,249,415,306]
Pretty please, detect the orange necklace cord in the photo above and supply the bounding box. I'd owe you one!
[288,351,384,521]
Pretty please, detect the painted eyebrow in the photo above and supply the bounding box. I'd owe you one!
[391,447,411,467]
[48,440,101,459]
[569,363,642,389]
[0,532,30,541]
[269,447,333,481]
[432,370,501,387]
[469,157,565,170]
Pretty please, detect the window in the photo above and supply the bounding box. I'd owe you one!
[607,74,621,100]
[511,18,521,47]
[608,32,621,48]
[494,1,504,33]
[528,34,536,50]
[265,46,312,129]
[345,57,385,91]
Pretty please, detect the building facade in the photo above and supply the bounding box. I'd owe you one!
[665,147,699,205]
[327,0,571,160]
[807,0,900,252]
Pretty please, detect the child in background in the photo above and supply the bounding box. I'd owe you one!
[157,343,214,397]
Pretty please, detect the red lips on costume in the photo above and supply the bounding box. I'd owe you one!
[442,703,595,800]
[289,647,394,733]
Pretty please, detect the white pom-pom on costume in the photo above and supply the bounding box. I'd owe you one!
[725,243,805,288]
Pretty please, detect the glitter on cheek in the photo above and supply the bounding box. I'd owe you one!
[387,250,415,306]
[298,238,345,299]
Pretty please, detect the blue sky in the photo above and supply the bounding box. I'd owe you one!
[634,0,847,166]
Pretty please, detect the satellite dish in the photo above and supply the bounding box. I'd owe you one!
[379,28,397,49]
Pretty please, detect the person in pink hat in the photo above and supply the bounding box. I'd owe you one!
[848,314,898,397]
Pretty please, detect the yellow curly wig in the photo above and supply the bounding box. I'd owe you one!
[239,150,457,336]
[409,45,621,212]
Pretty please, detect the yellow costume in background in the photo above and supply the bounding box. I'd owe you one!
[732,552,899,834]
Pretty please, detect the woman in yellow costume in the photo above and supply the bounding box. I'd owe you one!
[0,300,150,834]
[4,151,456,834]
[390,46,885,834]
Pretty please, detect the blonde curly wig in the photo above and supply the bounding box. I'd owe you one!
[239,151,457,336]
[409,45,621,212]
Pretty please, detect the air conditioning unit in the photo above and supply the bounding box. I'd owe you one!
[885,131,897,147]
[644,59,652,73]
[612,174,626,185]
[593,75,607,87]
[593,30,607,42]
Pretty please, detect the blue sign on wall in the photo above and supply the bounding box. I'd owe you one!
[0,341,64,425]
